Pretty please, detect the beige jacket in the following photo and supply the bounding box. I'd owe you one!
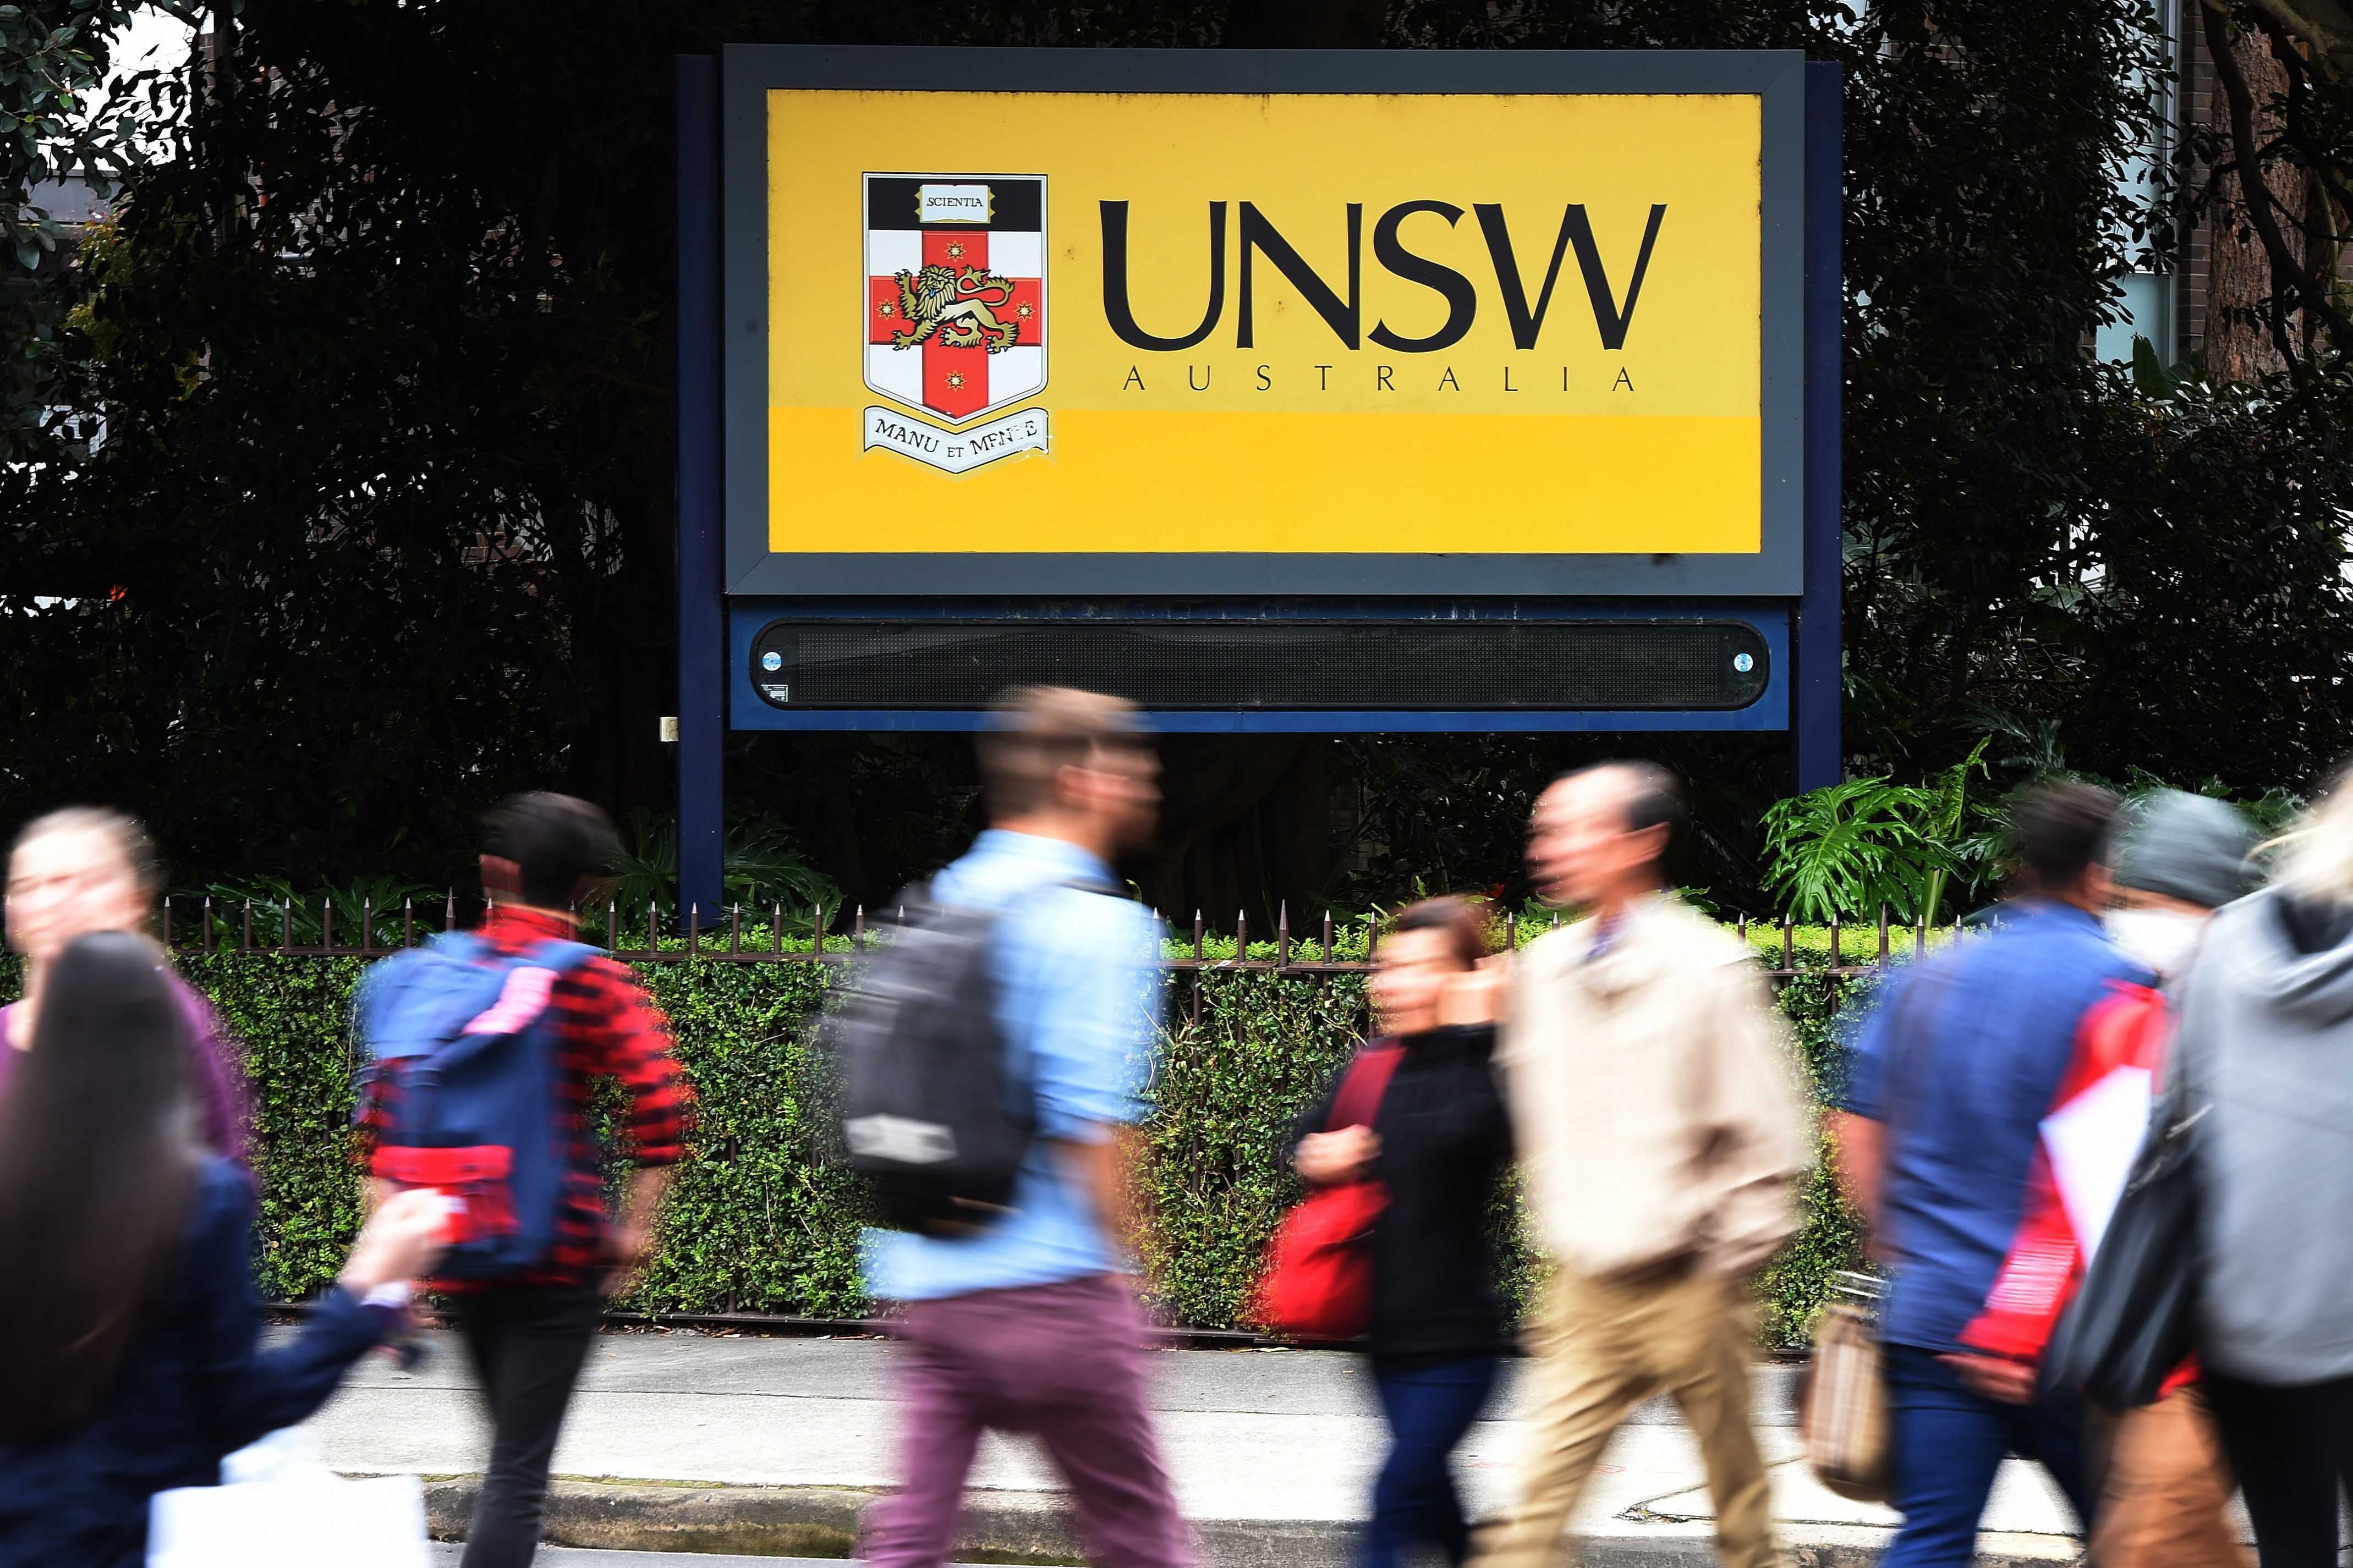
[1501,893,1806,1281]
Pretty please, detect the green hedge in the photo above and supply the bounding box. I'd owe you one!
[0,924,1907,1347]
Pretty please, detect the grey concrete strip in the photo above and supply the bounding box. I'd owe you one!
[314,1328,1803,1424]
[422,1546,2083,1568]
[427,1551,855,1567]
[316,1330,2065,1567]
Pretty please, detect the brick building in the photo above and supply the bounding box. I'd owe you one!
[2132,0,2333,378]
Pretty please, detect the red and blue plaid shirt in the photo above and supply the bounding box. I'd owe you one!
[354,906,692,1290]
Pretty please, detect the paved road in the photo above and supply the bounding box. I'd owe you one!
[302,1326,2089,1560]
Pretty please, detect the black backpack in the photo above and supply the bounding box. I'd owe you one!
[834,878,1118,1236]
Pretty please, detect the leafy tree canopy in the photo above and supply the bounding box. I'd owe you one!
[2,0,2349,916]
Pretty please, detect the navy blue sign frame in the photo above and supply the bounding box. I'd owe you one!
[669,51,1843,908]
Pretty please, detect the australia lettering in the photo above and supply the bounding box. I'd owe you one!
[1100,199,1667,354]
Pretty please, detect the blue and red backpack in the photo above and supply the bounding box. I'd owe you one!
[355,932,596,1279]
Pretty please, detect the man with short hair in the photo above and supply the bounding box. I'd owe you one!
[1473,762,1806,1568]
[1833,782,2152,1568]
[1968,791,2256,1568]
[862,687,1191,1568]
[356,791,689,1568]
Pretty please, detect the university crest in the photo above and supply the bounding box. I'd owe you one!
[863,174,1049,475]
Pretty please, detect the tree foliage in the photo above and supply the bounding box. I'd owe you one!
[1,0,157,459]
[6,0,2352,911]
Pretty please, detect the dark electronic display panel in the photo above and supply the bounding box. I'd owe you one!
[748,619,1770,712]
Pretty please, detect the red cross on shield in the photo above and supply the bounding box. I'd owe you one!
[864,175,1047,426]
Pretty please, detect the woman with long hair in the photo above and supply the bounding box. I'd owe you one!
[0,932,445,1567]
[3,807,247,1161]
[1291,897,1513,1568]
[2164,763,2353,1568]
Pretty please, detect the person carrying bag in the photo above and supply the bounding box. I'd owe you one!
[1274,897,1513,1568]
[0,933,446,1568]
[1255,1038,1402,1340]
[2100,771,2353,1568]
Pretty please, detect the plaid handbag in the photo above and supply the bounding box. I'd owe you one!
[1801,1273,1890,1502]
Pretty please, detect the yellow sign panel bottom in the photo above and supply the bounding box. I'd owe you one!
[768,408,1761,555]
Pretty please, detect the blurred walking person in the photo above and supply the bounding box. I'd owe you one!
[2164,766,2353,1568]
[861,688,1191,1568]
[4,808,248,1162]
[1948,791,2255,1568]
[1831,784,2149,1567]
[0,932,447,1567]
[1291,898,1512,1568]
[354,793,689,1568]
[2078,793,2255,1568]
[1473,763,1805,1568]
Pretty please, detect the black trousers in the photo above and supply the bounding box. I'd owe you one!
[2205,1369,2353,1568]
[448,1280,605,1568]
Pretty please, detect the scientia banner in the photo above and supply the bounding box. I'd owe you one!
[725,51,1809,591]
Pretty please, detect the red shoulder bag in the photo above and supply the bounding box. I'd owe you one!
[1253,1042,1403,1341]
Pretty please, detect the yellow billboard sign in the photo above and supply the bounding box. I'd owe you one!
[725,51,1807,595]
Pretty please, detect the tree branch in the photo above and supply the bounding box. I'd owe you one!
[2203,2,2353,365]
[2252,6,2353,338]
[2252,0,2353,80]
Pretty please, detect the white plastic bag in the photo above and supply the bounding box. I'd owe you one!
[148,1428,429,1568]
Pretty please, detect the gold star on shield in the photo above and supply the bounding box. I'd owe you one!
[1017,302,1034,320]
[877,302,895,317]
[946,371,967,389]
[946,241,966,259]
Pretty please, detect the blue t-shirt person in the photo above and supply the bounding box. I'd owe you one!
[1841,899,2151,1353]
[862,829,1162,1302]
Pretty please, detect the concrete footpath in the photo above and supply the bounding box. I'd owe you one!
[303,1327,2093,1566]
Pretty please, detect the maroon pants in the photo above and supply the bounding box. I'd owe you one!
[864,1274,1193,1568]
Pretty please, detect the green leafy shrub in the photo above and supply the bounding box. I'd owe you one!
[1758,742,1995,924]
[0,925,1876,1347]
[611,811,841,927]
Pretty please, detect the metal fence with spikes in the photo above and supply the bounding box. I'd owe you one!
[157,890,1952,1032]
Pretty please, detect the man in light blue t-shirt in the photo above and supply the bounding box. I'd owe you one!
[863,687,1191,1568]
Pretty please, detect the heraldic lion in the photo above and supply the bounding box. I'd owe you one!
[890,263,1023,353]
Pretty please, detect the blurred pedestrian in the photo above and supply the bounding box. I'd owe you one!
[1291,896,1513,1568]
[1473,763,1804,1568]
[0,931,447,1567]
[3,808,248,1163]
[2104,792,2258,981]
[2077,793,2256,1568]
[1949,791,2256,1568]
[353,793,689,1568]
[1831,783,2149,1568]
[861,687,1190,1568]
[2164,765,2353,1568]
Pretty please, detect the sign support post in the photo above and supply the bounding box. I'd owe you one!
[675,54,727,913]
[1796,59,1844,792]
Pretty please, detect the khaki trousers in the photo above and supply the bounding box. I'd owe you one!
[2085,1385,2250,1568]
[1472,1267,1778,1568]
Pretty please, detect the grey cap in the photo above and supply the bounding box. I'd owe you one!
[2113,790,2261,909]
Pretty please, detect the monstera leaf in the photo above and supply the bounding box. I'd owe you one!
[607,810,840,932]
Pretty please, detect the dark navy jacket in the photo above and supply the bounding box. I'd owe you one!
[1292,1024,1515,1363]
[0,1157,390,1567]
